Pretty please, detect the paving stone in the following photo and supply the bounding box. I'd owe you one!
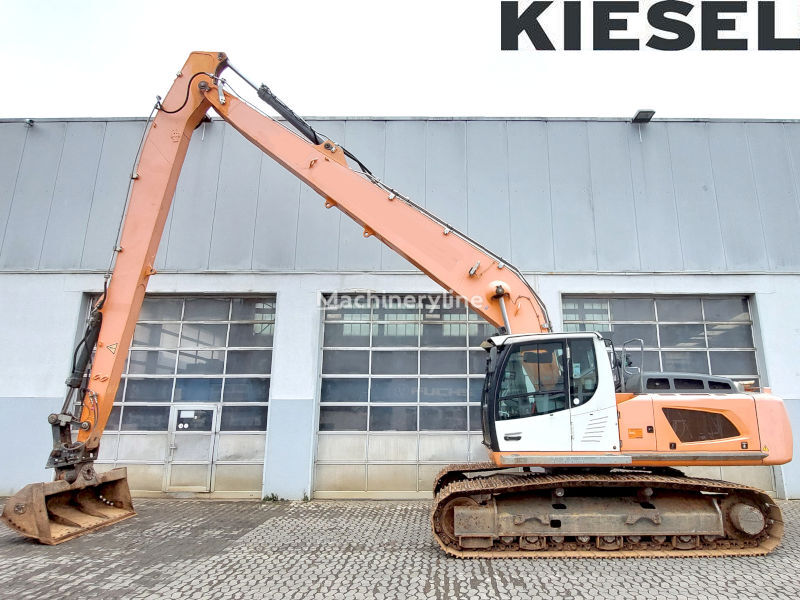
[0,498,799,599]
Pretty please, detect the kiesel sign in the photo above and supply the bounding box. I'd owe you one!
[501,1,800,51]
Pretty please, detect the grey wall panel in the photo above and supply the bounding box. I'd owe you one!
[252,151,302,270]
[294,121,344,271]
[507,121,554,272]
[425,121,467,232]
[587,122,640,271]
[337,121,383,271]
[548,122,597,271]
[747,123,800,271]
[0,122,66,269]
[0,123,28,254]
[40,122,106,270]
[706,123,770,271]
[627,124,683,271]
[208,125,261,270]
[666,123,726,271]
[163,120,225,271]
[80,121,147,270]
[466,121,511,260]
[381,121,427,271]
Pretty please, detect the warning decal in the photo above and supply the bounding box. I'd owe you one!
[107,343,118,355]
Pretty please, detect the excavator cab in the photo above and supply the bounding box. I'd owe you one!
[481,332,620,455]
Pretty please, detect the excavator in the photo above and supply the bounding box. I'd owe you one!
[1,51,792,557]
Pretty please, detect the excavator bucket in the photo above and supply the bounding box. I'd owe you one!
[1,467,135,545]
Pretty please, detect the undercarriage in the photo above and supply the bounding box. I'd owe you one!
[431,464,783,558]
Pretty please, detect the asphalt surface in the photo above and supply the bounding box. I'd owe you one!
[0,498,799,599]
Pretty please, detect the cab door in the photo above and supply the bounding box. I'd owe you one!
[493,340,572,452]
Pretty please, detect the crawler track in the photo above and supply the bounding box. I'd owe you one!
[431,464,783,558]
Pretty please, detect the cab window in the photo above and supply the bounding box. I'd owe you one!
[497,342,566,420]
[569,338,598,406]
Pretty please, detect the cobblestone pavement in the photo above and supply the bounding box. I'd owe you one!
[0,498,798,600]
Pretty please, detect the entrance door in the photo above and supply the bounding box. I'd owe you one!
[166,405,217,492]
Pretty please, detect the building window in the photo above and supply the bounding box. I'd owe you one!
[319,294,496,433]
[562,296,759,384]
[107,296,274,431]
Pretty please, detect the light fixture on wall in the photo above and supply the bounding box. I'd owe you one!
[632,109,655,124]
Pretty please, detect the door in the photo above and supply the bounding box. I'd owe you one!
[166,405,217,492]
[494,340,572,452]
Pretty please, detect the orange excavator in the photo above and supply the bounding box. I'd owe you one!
[2,52,792,556]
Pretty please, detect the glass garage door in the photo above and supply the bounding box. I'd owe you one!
[562,296,761,385]
[95,295,274,496]
[315,294,496,497]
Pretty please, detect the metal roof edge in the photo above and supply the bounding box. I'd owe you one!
[2,116,800,124]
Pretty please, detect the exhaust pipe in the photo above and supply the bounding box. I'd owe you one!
[1,467,135,544]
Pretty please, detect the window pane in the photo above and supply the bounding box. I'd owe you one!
[420,323,466,347]
[419,406,467,431]
[231,298,275,321]
[128,350,176,375]
[420,379,468,403]
[469,351,487,374]
[468,405,481,432]
[323,323,370,347]
[319,406,367,431]
[710,351,758,375]
[661,351,709,374]
[609,324,658,348]
[704,298,749,322]
[174,378,222,403]
[321,379,368,403]
[616,351,661,371]
[106,405,121,431]
[706,324,753,348]
[468,323,496,346]
[371,351,417,374]
[373,323,419,347]
[324,302,371,321]
[228,323,274,347]
[421,298,467,321]
[468,378,483,403]
[656,298,702,321]
[226,350,272,374]
[177,350,225,375]
[223,378,270,402]
[564,322,612,338]
[370,406,417,431]
[121,406,169,431]
[563,298,609,322]
[610,298,654,321]
[132,323,179,348]
[183,298,229,321]
[659,324,706,348]
[220,406,268,431]
[175,409,214,431]
[569,338,598,406]
[420,351,466,374]
[124,378,173,402]
[179,324,228,348]
[374,302,419,321]
[322,350,369,375]
[371,378,418,403]
[140,298,182,321]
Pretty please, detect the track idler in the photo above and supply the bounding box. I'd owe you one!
[1,467,135,544]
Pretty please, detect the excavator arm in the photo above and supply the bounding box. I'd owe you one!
[72,51,549,455]
[2,51,549,544]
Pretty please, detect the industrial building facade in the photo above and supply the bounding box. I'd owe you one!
[1,116,798,499]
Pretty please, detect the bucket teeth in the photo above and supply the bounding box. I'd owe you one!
[1,467,135,545]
